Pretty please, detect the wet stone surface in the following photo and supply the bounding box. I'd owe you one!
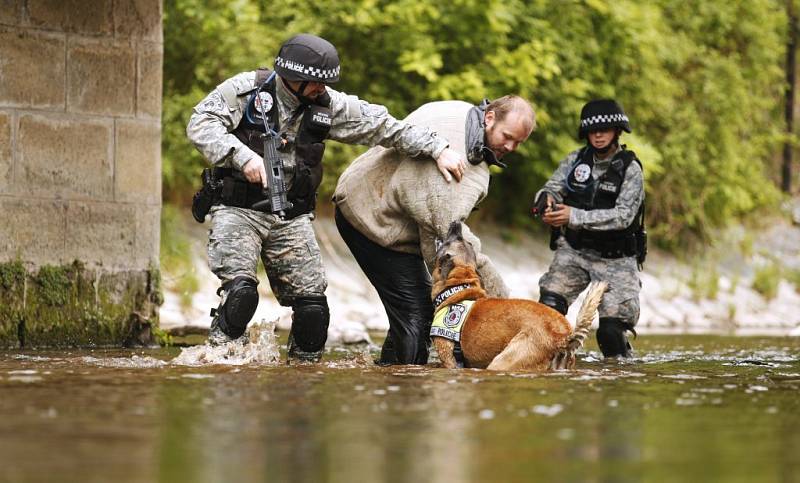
[0,334,798,483]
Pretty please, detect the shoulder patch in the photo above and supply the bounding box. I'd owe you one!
[216,71,257,110]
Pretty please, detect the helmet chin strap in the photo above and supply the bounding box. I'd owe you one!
[284,79,315,105]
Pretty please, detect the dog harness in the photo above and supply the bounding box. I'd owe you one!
[431,301,475,342]
[433,283,472,307]
[431,284,477,342]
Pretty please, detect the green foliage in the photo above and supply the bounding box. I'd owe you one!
[160,204,199,307]
[752,262,781,300]
[35,265,72,306]
[152,326,174,347]
[163,0,789,248]
[0,260,25,290]
[688,261,720,301]
[784,267,800,293]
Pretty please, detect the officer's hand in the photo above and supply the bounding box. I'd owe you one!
[542,203,570,227]
[242,157,268,189]
[436,148,467,183]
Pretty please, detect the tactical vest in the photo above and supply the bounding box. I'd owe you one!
[224,68,332,218]
[559,146,645,259]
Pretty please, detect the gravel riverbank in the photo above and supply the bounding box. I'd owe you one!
[160,212,800,342]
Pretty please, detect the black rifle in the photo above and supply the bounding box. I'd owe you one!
[250,74,293,218]
[251,131,293,217]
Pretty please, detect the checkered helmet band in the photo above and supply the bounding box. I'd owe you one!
[275,56,340,81]
[580,113,630,128]
[578,99,632,139]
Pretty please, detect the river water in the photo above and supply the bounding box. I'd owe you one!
[1,332,798,483]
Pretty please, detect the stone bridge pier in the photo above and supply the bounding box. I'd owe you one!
[0,1,163,347]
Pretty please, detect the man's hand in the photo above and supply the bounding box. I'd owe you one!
[542,203,571,227]
[242,157,267,189]
[435,148,467,182]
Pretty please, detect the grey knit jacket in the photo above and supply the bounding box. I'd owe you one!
[333,100,510,297]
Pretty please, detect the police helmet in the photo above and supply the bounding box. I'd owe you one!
[578,99,631,139]
[274,34,340,84]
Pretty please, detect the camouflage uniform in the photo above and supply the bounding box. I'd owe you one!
[188,71,449,320]
[537,146,644,325]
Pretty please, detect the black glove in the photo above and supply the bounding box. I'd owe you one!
[531,192,550,217]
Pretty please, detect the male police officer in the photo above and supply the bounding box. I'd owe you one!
[532,99,645,358]
[187,34,466,362]
[334,95,535,365]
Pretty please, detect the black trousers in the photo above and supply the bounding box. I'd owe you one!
[335,208,433,365]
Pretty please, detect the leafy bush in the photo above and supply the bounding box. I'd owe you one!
[688,261,720,301]
[752,262,781,300]
[164,0,787,249]
[160,204,199,307]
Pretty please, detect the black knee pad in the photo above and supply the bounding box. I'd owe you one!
[539,290,568,315]
[290,295,330,354]
[596,317,634,358]
[216,277,259,339]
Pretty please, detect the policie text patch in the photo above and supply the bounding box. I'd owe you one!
[430,301,475,342]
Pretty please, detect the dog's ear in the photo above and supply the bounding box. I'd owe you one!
[446,221,463,240]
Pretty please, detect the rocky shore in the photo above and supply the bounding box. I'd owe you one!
[160,212,800,343]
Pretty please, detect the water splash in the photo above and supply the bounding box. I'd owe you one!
[171,318,281,366]
[81,355,167,369]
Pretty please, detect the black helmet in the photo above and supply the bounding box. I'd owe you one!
[578,99,631,139]
[274,34,340,84]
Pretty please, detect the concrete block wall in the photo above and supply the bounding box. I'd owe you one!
[0,1,163,347]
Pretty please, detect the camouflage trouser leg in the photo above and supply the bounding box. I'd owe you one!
[538,239,641,325]
[261,214,327,305]
[207,206,327,304]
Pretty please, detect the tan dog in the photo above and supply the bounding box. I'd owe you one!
[430,222,607,371]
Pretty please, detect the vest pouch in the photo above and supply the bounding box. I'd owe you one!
[283,104,330,218]
[297,105,332,144]
[636,228,647,266]
[292,143,325,198]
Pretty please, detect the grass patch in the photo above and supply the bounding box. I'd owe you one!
[688,261,720,301]
[783,268,800,294]
[160,204,200,308]
[752,261,781,300]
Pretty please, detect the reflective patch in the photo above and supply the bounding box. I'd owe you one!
[430,301,475,342]
[574,163,591,183]
[255,91,273,114]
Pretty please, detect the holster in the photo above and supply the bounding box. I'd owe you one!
[191,168,222,223]
[549,227,561,251]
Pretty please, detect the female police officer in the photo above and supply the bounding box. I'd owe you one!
[532,99,645,358]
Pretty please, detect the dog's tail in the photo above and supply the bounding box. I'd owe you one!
[550,281,608,370]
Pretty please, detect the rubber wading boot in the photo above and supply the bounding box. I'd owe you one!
[596,317,634,358]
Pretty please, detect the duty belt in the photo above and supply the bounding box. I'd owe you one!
[564,228,636,259]
[219,177,269,210]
